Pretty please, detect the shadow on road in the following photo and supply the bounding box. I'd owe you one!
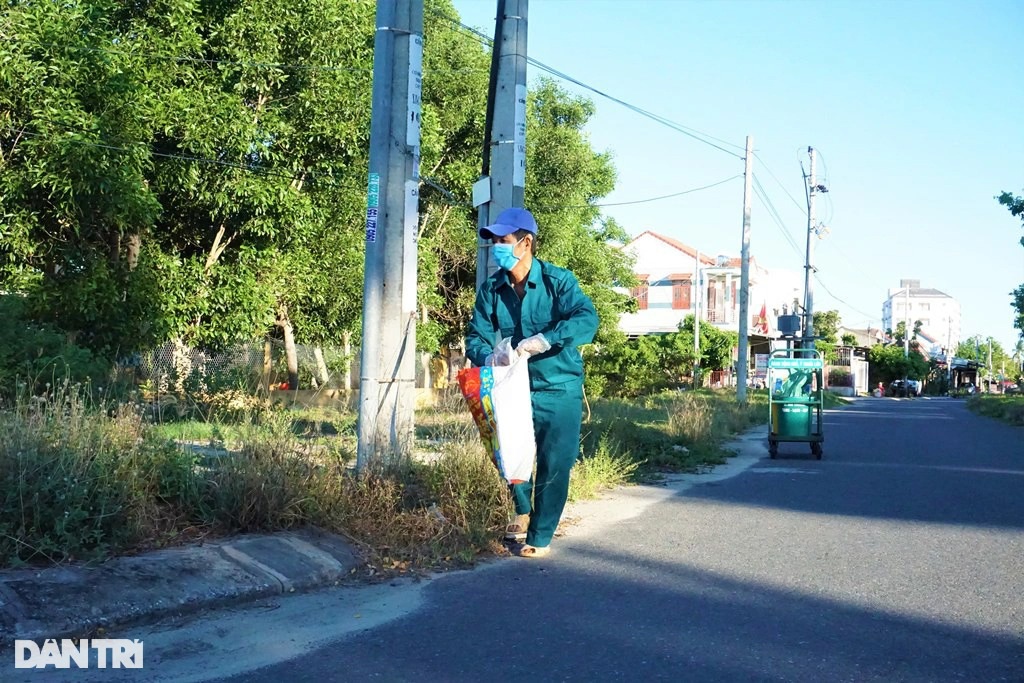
[691,397,1024,530]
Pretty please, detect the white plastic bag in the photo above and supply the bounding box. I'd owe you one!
[457,352,536,484]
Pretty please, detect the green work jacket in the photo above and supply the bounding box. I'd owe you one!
[465,259,599,392]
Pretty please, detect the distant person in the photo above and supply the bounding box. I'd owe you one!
[465,207,598,559]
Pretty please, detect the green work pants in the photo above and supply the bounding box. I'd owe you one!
[511,383,584,548]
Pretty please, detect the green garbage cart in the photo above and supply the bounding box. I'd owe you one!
[767,349,824,459]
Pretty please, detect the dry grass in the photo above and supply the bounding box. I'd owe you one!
[0,384,778,571]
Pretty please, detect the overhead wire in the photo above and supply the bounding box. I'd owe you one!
[751,151,807,216]
[431,10,747,159]
[752,174,803,260]
[21,41,487,76]
[533,174,743,211]
[813,272,878,321]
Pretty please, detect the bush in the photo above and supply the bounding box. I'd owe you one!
[0,295,109,398]
[0,383,193,565]
[967,394,1024,426]
[828,369,852,387]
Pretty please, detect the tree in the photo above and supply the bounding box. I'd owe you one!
[0,0,186,354]
[868,343,928,383]
[997,190,1024,335]
[812,310,841,363]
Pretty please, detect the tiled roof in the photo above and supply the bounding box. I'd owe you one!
[630,231,717,265]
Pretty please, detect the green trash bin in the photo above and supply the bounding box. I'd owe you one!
[771,400,812,437]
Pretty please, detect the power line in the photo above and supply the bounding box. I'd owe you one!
[431,10,747,159]
[752,174,803,260]
[545,174,743,210]
[813,272,877,321]
[22,41,486,76]
[5,122,364,192]
[751,151,806,215]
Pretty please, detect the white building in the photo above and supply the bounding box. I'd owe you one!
[881,279,961,354]
[617,230,802,338]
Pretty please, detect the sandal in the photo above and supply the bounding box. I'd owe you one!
[505,514,530,541]
[515,544,550,559]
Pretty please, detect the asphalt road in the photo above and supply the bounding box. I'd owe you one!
[36,396,1024,682]
[225,397,1023,682]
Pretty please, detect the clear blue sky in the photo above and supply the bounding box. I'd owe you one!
[452,0,1024,352]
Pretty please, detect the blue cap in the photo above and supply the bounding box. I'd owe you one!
[480,207,538,239]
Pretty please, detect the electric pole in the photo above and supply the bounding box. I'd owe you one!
[357,0,424,471]
[474,0,528,287]
[694,249,701,389]
[736,136,754,403]
[903,284,910,395]
[802,146,824,349]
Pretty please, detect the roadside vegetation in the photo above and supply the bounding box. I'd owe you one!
[0,381,780,572]
[966,394,1024,426]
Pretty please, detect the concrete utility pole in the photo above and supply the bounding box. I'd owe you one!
[802,146,818,348]
[357,0,424,471]
[694,249,701,389]
[474,0,528,287]
[736,136,754,403]
[903,285,910,395]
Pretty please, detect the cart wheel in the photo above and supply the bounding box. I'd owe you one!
[811,442,822,459]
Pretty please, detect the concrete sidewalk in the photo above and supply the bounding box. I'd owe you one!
[0,528,360,642]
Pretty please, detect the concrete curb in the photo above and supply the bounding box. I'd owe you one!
[0,528,360,642]
[0,424,774,644]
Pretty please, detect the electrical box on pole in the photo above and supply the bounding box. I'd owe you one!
[476,0,529,288]
[357,0,424,471]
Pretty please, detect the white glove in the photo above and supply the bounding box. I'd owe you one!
[516,333,551,358]
[484,337,517,366]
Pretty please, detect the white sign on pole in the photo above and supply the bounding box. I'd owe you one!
[402,180,419,313]
[406,35,423,147]
[513,83,527,187]
[472,176,491,208]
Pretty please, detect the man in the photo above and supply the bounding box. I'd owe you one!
[465,207,598,558]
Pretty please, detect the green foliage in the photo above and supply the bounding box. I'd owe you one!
[997,190,1023,335]
[0,296,109,395]
[967,393,1024,426]
[585,317,737,398]
[568,435,640,502]
[2,0,632,382]
[583,390,768,471]
[956,335,1014,376]
[812,310,841,363]
[841,333,857,347]
[867,343,928,382]
[828,369,852,387]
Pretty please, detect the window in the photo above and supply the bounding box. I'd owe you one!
[918,303,930,312]
[632,284,649,311]
[672,280,691,310]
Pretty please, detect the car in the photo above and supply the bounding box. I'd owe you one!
[887,380,908,397]
[1006,384,1022,395]
[906,379,922,397]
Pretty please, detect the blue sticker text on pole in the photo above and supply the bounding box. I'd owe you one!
[366,173,380,242]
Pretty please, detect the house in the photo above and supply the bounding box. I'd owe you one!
[837,326,885,349]
[618,230,802,339]
[881,279,961,354]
